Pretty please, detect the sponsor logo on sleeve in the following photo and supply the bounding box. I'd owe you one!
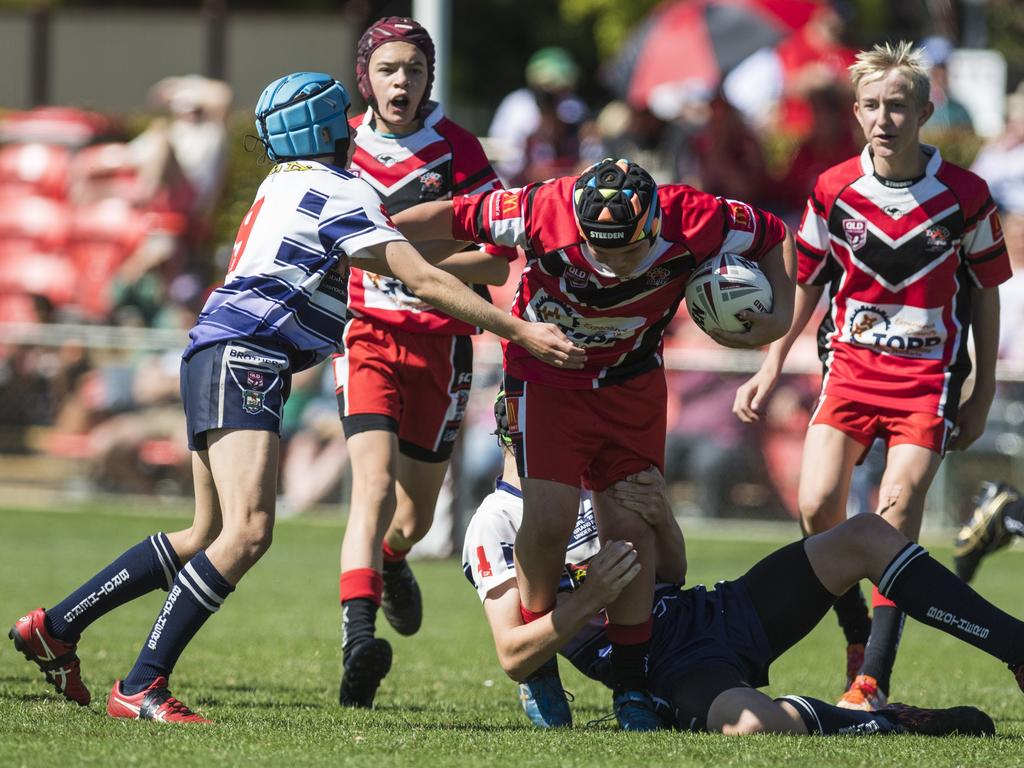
[990,211,1003,242]
[490,190,521,221]
[727,201,754,232]
[842,218,867,251]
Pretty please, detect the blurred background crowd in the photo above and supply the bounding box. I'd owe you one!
[1,0,1023,536]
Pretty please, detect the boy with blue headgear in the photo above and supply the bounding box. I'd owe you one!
[8,72,581,723]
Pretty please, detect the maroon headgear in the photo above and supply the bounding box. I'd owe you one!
[355,16,436,115]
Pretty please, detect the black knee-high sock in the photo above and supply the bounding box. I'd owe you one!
[879,543,1024,669]
[342,598,377,661]
[833,583,872,645]
[779,695,899,735]
[860,605,903,694]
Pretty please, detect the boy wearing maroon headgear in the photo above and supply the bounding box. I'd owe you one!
[335,17,521,708]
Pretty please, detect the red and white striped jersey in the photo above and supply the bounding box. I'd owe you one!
[452,177,787,389]
[346,102,514,335]
[796,145,1011,419]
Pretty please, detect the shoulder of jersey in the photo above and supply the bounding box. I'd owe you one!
[655,183,715,243]
[524,176,585,247]
[816,155,865,195]
[934,159,993,209]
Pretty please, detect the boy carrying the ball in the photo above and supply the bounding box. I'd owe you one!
[394,157,795,729]
[733,42,1011,711]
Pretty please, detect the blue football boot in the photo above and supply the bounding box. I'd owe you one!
[518,658,572,728]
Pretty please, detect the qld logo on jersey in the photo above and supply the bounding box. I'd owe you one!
[842,218,867,251]
[841,299,946,359]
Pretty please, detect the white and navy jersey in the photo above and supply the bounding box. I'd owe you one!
[462,480,711,711]
[346,102,515,335]
[796,145,1011,418]
[462,479,600,602]
[184,160,405,371]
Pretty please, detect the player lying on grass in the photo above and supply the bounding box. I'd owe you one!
[8,72,582,724]
[461,393,1021,735]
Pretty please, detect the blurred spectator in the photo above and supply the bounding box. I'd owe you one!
[279,366,349,516]
[596,101,694,185]
[773,84,860,220]
[688,94,769,204]
[128,75,232,222]
[971,84,1024,216]
[488,47,587,183]
[517,89,583,184]
[723,2,857,138]
[920,36,975,139]
[665,369,755,518]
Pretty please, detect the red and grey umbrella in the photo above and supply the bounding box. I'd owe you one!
[608,0,820,109]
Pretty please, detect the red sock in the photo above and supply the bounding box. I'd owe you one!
[340,568,383,606]
[872,585,897,610]
[382,541,411,563]
[605,617,653,645]
[519,604,553,624]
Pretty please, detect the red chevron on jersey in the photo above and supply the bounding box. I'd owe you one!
[452,178,787,389]
[346,102,513,335]
[795,145,1011,420]
[351,140,451,197]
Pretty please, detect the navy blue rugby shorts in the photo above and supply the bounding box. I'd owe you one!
[180,341,292,451]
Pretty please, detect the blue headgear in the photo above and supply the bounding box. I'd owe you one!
[255,72,351,162]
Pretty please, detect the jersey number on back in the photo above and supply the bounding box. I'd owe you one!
[228,196,266,274]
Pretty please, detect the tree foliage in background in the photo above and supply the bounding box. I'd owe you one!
[989,0,1024,90]
[560,0,660,60]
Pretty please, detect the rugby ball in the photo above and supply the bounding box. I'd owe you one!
[684,253,772,335]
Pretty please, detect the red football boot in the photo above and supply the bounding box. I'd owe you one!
[9,608,90,706]
[107,677,211,723]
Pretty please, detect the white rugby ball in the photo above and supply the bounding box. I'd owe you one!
[685,253,773,335]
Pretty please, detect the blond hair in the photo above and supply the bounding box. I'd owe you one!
[849,41,931,107]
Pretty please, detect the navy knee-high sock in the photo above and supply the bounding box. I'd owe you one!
[121,550,233,694]
[46,533,181,642]
[879,543,1024,669]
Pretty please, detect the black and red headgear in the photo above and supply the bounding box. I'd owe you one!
[355,16,436,116]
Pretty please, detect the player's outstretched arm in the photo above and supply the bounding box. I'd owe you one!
[608,466,686,584]
[392,200,457,242]
[733,281,824,423]
[481,541,640,681]
[950,285,1000,450]
[711,229,797,350]
[364,240,585,369]
[432,248,511,286]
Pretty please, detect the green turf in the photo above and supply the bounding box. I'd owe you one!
[1,506,1022,767]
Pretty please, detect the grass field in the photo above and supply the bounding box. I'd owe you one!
[1,504,1022,767]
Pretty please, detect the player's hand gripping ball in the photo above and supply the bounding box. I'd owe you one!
[684,253,773,336]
